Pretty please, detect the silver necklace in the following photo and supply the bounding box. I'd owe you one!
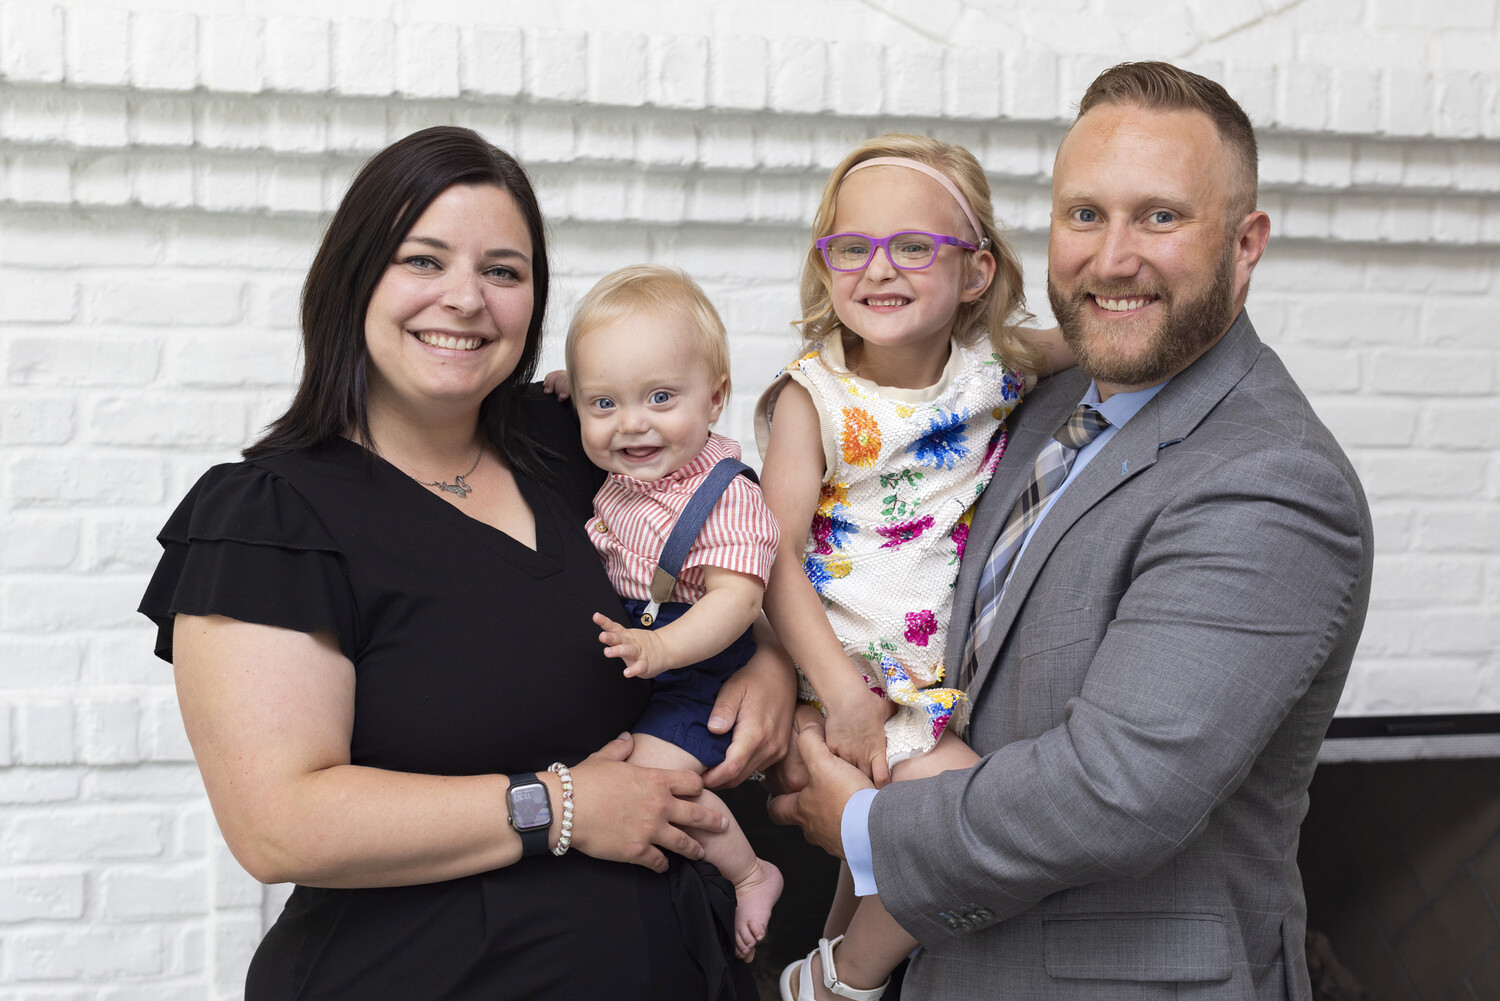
[410,445,483,498]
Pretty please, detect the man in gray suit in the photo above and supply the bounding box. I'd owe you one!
[770,61,1373,999]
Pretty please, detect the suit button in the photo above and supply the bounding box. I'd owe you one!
[943,914,972,931]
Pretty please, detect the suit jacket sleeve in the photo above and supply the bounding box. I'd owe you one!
[867,434,1371,942]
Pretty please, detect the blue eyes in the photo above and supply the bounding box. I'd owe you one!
[1070,209,1176,225]
[593,392,671,411]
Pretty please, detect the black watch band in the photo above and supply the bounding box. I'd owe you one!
[506,772,552,858]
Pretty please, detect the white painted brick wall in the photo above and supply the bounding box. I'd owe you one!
[1,0,1497,997]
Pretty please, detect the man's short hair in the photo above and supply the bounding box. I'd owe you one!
[565,264,731,399]
[1076,61,1259,219]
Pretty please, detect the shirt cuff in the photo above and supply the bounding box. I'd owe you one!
[841,786,880,897]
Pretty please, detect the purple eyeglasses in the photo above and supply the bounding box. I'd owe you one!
[816,231,985,272]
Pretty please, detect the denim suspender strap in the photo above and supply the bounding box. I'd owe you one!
[638,458,758,626]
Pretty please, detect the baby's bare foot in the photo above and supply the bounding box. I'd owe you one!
[733,857,783,962]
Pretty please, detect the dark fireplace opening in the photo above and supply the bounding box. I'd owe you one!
[1300,724,1500,1001]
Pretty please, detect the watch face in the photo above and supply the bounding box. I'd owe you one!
[510,782,551,831]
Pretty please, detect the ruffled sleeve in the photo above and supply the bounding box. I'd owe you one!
[138,460,356,664]
[753,350,839,475]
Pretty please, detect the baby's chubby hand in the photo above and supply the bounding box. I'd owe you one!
[594,612,671,679]
[542,369,571,401]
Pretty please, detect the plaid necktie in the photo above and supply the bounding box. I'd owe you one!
[958,404,1111,689]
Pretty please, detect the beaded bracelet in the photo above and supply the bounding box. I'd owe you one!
[547,762,573,856]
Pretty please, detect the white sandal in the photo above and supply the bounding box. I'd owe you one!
[778,935,888,1001]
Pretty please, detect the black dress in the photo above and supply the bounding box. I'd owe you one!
[139,392,751,1001]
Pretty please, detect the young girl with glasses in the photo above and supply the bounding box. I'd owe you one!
[756,134,1072,1000]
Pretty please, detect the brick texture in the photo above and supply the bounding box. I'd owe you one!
[0,2,1497,998]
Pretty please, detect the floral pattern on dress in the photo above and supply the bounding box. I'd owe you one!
[817,481,850,516]
[981,425,1009,480]
[804,553,854,594]
[905,409,972,471]
[811,505,858,555]
[952,507,974,563]
[840,407,882,467]
[904,609,938,647]
[877,651,965,743]
[803,554,831,594]
[876,514,935,549]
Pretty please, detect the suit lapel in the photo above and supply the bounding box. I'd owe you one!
[964,311,1266,703]
[945,371,1089,671]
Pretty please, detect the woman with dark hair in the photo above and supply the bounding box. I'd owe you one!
[139,126,790,1000]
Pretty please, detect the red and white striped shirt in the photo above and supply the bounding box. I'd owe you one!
[589,433,779,604]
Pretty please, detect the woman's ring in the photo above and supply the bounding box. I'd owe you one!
[749,770,766,783]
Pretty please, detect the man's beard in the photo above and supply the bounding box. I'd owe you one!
[1047,242,1237,389]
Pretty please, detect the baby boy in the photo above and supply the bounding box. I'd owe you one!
[562,264,783,961]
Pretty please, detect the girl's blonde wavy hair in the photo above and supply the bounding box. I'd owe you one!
[797,133,1042,375]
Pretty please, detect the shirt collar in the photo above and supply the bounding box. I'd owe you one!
[1084,378,1168,431]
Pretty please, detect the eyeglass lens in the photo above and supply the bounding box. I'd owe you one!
[825,232,940,271]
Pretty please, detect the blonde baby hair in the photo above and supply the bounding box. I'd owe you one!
[797,133,1043,375]
[566,264,733,400]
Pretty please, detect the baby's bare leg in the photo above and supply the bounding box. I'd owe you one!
[628,733,783,961]
[801,731,982,997]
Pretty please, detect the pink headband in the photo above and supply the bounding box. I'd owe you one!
[841,156,989,247]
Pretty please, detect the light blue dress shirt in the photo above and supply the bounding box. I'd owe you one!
[842,378,1168,896]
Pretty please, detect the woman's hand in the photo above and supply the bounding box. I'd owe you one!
[702,619,796,789]
[821,683,894,787]
[568,734,729,873]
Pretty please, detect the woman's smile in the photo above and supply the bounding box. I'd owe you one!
[413,329,488,351]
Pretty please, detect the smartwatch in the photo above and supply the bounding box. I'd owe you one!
[506,772,553,857]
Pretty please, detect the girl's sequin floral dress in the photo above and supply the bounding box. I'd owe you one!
[755,335,1023,763]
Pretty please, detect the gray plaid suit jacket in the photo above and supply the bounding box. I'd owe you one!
[868,312,1373,1000]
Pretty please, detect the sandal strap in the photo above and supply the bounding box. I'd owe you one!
[818,936,888,1001]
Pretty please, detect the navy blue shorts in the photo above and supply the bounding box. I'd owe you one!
[623,599,755,768]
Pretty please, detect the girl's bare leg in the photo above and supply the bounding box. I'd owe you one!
[824,861,859,938]
[628,733,783,961]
